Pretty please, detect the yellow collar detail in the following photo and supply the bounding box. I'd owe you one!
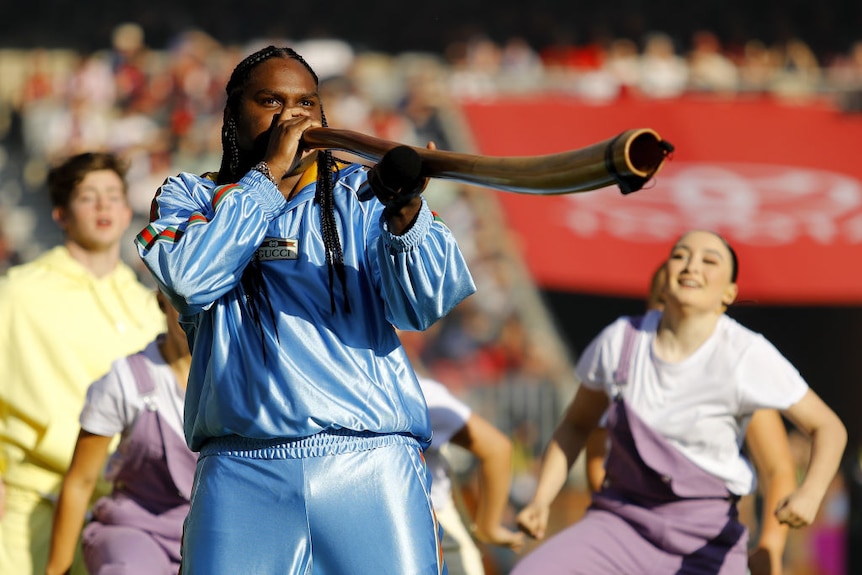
[295,163,318,191]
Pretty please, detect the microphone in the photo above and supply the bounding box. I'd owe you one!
[357,145,424,202]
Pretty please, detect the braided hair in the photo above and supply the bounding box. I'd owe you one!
[218,46,350,359]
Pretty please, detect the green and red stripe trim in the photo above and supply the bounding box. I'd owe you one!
[136,224,184,250]
[212,183,240,211]
[431,211,447,226]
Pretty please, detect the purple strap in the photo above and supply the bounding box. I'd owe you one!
[127,352,156,396]
[120,350,197,501]
[614,316,643,386]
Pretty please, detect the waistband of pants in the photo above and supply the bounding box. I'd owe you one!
[199,429,419,459]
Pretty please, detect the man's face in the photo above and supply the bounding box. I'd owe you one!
[53,169,132,252]
[231,56,322,165]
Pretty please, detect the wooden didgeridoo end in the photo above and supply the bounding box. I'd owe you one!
[302,127,673,196]
[604,128,675,195]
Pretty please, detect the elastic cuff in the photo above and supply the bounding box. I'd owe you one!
[381,198,432,252]
[238,170,288,220]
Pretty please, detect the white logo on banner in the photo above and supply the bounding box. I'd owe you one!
[563,163,862,245]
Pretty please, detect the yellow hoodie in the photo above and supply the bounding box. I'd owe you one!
[0,246,165,495]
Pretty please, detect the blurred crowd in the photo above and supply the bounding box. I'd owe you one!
[0,23,860,573]
[447,30,862,107]
[1,24,861,254]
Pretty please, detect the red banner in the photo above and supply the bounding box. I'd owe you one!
[459,95,862,304]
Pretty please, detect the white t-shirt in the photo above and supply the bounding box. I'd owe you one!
[576,310,808,495]
[419,377,472,510]
[80,338,186,481]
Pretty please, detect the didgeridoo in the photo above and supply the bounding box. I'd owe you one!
[301,127,673,195]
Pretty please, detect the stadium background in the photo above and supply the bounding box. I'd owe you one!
[1,2,862,573]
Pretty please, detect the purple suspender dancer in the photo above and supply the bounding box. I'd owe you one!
[82,353,197,575]
[514,317,749,575]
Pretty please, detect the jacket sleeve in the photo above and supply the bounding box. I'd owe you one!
[135,171,287,315]
[371,199,476,331]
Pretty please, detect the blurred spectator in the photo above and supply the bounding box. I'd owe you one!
[737,40,781,94]
[602,38,642,98]
[105,97,162,154]
[447,36,502,99]
[498,37,545,93]
[18,50,71,158]
[828,40,862,112]
[109,23,150,111]
[687,30,739,94]
[399,66,453,150]
[367,103,419,143]
[771,38,822,102]
[318,75,373,133]
[66,51,117,111]
[162,30,227,148]
[293,36,356,81]
[636,32,689,98]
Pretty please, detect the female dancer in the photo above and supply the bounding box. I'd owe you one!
[515,229,846,574]
[46,291,193,575]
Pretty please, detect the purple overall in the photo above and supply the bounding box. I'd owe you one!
[513,318,749,575]
[81,353,197,575]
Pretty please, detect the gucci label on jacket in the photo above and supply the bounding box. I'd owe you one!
[256,237,298,261]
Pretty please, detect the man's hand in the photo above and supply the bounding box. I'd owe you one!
[366,145,428,211]
[262,107,322,197]
[367,142,437,235]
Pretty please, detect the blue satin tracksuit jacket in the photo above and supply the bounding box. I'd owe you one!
[136,163,475,452]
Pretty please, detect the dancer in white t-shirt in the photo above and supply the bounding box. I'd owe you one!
[514,229,847,575]
[584,261,798,574]
[47,291,193,575]
[399,328,523,574]
[419,376,524,575]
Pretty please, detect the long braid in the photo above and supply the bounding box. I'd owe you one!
[278,49,351,314]
[217,46,350,361]
[317,107,351,314]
